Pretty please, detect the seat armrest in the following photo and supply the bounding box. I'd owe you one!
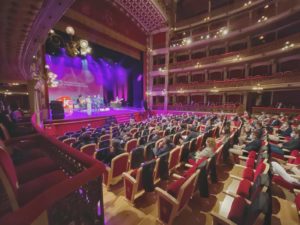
[234,164,246,169]
[172,173,184,179]
[184,163,193,168]
[122,172,137,184]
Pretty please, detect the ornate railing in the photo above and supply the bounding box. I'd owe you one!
[252,106,300,115]
[167,104,238,113]
[0,114,106,225]
[167,32,300,70]
[166,71,299,91]
[167,0,298,49]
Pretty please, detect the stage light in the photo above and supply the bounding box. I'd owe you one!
[66,26,75,36]
[80,40,89,49]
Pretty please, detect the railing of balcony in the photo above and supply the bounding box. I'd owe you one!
[166,71,299,91]
[166,32,300,70]
[168,0,298,49]
[167,103,238,113]
[0,114,106,225]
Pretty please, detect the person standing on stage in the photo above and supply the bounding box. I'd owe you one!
[86,96,92,115]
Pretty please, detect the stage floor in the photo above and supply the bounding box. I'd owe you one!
[47,107,144,122]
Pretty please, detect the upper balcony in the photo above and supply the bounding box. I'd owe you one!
[150,0,300,55]
[167,71,300,93]
[150,32,300,74]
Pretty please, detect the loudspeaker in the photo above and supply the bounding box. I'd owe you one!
[50,101,65,120]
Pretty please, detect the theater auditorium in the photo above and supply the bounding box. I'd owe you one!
[0,0,300,224]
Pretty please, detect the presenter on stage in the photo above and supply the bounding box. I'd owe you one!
[86,96,92,115]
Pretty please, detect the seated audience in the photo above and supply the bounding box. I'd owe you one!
[270,129,300,155]
[100,139,124,166]
[192,137,216,161]
[271,161,300,185]
[153,137,175,157]
[229,130,262,156]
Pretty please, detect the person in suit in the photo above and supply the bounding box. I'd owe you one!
[184,126,200,143]
[153,137,175,157]
[229,130,262,156]
[102,139,124,166]
[73,133,93,150]
[270,129,300,155]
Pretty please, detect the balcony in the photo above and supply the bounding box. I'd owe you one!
[166,71,300,93]
[167,32,300,71]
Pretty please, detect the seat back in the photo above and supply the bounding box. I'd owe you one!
[180,141,190,163]
[137,135,147,146]
[188,138,197,153]
[196,135,203,150]
[128,147,145,169]
[144,142,155,161]
[254,162,269,181]
[63,137,76,146]
[111,153,129,178]
[0,123,11,141]
[80,143,97,157]
[125,139,138,153]
[99,134,110,142]
[155,138,164,149]
[168,146,182,172]
[173,133,182,145]
[177,170,200,210]
[0,148,19,210]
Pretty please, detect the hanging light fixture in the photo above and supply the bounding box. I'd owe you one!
[47,27,92,57]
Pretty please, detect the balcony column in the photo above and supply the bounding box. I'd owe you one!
[223,67,227,80]
[225,41,229,53]
[208,0,211,14]
[243,93,248,108]
[164,30,170,111]
[188,72,191,83]
[247,35,251,48]
[204,93,207,105]
[148,35,153,109]
[270,91,274,106]
[271,59,277,74]
[245,64,249,77]
[222,93,226,105]
[204,69,208,81]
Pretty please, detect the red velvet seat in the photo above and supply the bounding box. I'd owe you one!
[228,196,247,224]
[16,157,59,184]
[236,179,252,198]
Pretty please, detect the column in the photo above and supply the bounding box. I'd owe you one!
[148,35,153,109]
[245,64,249,77]
[204,69,208,81]
[243,93,248,107]
[164,31,170,111]
[270,91,274,107]
[223,67,227,80]
[271,59,277,74]
[188,73,191,83]
[222,93,226,105]
[204,93,208,105]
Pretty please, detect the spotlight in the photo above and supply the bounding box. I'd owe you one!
[65,26,75,36]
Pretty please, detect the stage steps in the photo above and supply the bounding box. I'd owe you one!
[116,113,132,124]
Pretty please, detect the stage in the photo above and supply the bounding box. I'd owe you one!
[44,107,147,136]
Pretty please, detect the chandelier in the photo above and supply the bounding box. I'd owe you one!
[47,26,92,57]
